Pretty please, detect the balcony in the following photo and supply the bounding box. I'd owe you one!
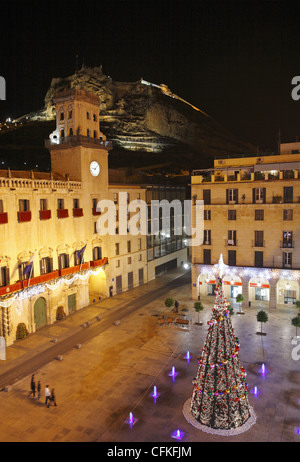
[18,211,31,222]
[57,209,69,219]
[45,135,113,150]
[0,212,8,224]
[89,257,109,267]
[280,241,294,249]
[92,207,101,216]
[59,262,89,276]
[252,240,265,248]
[39,209,51,220]
[22,270,60,288]
[73,208,83,217]
[0,281,22,297]
[226,239,237,246]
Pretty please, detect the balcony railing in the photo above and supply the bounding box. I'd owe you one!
[192,169,300,184]
[45,135,112,149]
[73,208,83,217]
[18,211,31,222]
[22,270,60,288]
[0,212,8,224]
[39,209,51,220]
[0,259,109,298]
[252,240,265,247]
[280,241,294,249]
[226,239,237,246]
[0,281,22,297]
[59,262,89,276]
[90,257,109,267]
[57,209,69,219]
[92,207,101,216]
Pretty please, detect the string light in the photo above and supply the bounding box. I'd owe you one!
[0,266,105,308]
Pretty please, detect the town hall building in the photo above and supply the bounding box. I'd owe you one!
[0,89,187,345]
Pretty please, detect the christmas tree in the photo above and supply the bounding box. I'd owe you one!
[183,256,256,436]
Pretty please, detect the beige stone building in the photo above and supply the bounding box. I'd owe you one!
[191,146,300,310]
[0,89,187,345]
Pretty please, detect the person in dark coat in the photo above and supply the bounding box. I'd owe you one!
[174,300,179,313]
[37,380,41,400]
[47,388,57,407]
[28,374,36,398]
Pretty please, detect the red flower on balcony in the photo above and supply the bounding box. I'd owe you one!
[57,209,69,218]
[39,209,51,220]
[73,208,83,217]
[0,212,8,224]
[18,211,32,222]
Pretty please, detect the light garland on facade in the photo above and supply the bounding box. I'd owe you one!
[199,265,300,282]
[0,266,104,308]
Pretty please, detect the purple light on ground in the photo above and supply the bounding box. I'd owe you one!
[151,385,160,403]
[260,363,267,376]
[171,429,184,440]
[169,366,178,380]
[184,351,191,362]
[126,412,137,428]
[250,386,260,396]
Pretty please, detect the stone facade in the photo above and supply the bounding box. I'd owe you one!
[191,147,300,310]
[0,89,187,345]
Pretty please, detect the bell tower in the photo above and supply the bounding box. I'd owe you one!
[46,88,111,193]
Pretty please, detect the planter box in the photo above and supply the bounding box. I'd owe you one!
[57,209,69,218]
[92,207,101,216]
[39,209,51,220]
[18,211,31,222]
[0,212,8,224]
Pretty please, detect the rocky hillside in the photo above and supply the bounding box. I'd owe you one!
[1,66,255,176]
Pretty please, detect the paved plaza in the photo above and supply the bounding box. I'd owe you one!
[0,268,299,443]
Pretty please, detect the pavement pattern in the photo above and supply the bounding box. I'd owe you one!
[0,268,299,443]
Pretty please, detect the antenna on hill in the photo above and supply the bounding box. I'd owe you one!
[75,54,79,72]
[277,128,281,154]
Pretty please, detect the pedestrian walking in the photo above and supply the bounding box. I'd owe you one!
[45,385,51,406]
[37,380,41,400]
[174,300,179,313]
[47,388,57,407]
[28,374,36,398]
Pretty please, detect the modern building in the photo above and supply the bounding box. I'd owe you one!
[0,89,187,345]
[191,145,300,310]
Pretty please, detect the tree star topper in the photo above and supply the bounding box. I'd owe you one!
[214,254,228,278]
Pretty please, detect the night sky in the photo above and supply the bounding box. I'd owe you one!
[1,0,300,152]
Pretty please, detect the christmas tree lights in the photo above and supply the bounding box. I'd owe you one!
[184,257,256,436]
